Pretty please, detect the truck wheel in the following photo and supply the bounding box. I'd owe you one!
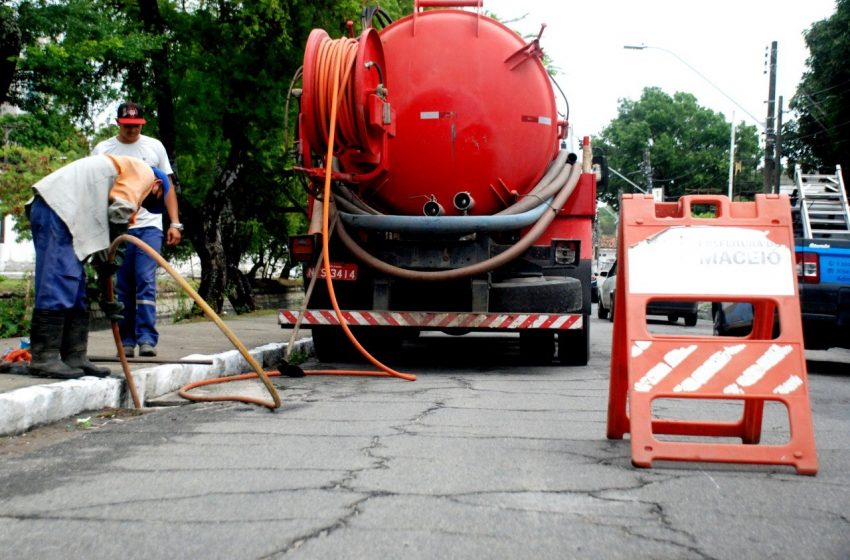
[608,295,615,322]
[667,314,679,324]
[684,312,698,327]
[313,326,394,363]
[490,276,582,313]
[558,318,590,366]
[520,331,555,365]
[362,327,405,361]
[597,301,608,320]
[312,326,360,362]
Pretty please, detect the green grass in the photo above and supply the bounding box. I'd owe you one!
[0,276,33,338]
[0,276,29,294]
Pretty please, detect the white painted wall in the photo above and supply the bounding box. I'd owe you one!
[0,215,35,274]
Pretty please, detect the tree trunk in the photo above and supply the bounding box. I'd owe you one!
[0,10,20,105]
[227,266,256,314]
[137,0,178,162]
[190,169,234,314]
[190,162,257,315]
[194,211,227,314]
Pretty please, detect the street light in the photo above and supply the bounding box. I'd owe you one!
[623,44,764,129]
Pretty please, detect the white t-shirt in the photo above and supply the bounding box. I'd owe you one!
[91,134,174,230]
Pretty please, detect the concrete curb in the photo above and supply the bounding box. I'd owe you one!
[0,338,313,437]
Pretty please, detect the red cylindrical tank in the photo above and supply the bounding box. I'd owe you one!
[359,8,559,216]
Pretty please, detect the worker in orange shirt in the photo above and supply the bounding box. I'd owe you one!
[26,154,169,379]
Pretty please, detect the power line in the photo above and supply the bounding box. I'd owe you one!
[796,77,850,98]
[789,117,850,142]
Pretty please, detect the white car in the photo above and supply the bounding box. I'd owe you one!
[597,261,617,321]
[596,260,698,325]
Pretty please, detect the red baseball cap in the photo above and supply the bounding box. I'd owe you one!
[116,102,146,125]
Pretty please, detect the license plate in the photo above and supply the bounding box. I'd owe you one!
[305,262,359,281]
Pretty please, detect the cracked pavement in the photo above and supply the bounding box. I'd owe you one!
[1,318,849,559]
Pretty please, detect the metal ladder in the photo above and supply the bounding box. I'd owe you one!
[794,164,850,240]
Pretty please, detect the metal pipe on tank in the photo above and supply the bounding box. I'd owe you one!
[338,157,576,233]
[339,197,551,233]
[453,191,475,213]
[423,197,446,216]
[335,163,582,281]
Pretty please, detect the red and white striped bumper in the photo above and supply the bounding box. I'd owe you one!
[278,310,583,331]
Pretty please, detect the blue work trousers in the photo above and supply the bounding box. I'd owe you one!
[116,227,163,348]
[30,197,87,311]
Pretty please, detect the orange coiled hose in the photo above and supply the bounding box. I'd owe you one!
[309,36,367,153]
[318,31,416,383]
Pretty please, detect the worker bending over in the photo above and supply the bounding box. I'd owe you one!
[26,154,170,379]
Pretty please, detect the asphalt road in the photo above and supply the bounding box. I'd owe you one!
[1,311,849,559]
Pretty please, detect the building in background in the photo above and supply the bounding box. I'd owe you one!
[0,215,34,275]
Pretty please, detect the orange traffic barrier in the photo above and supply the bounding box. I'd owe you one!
[606,194,818,475]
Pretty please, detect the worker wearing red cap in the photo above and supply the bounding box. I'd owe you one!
[92,101,182,358]
[26,155,169,379]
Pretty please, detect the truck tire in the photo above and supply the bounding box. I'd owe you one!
[313,326,406,363]
[312,326,361,363]
[684,312,698,327]
[490,276,582,313]
[364,327,406,360]
[520,331,555,365]
[558,317,590,366]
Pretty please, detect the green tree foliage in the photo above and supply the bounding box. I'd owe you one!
[0,113,89,240]
[0,144,69,235]
[596,87,761,209]
[785,0,850,184]
[7,0,413,313]
[15,0,154,134]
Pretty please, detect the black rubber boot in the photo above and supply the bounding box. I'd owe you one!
[28,309,85,379]
[61,309,111,378]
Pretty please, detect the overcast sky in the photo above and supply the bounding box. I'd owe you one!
[483,0,838,151]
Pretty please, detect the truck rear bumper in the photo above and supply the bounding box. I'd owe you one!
[799,285,850,349]
[800,284,850,322]
[279,309,584,332]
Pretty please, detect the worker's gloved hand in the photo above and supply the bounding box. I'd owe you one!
[91,251,120,278]
[108,221,129,266]
[99,298,125,323]
[109,221,129,241]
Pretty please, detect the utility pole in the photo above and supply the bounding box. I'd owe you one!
[774,95,783,194]
[763,41,777,194]
[643,139,653,193]
[728,111,737,199]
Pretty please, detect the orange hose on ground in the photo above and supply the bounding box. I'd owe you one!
[108,234,281,410]
[178,369,397,404]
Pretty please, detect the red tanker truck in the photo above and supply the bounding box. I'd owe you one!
[279,1,602,365]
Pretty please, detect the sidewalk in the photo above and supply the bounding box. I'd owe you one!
[0,310,313,436]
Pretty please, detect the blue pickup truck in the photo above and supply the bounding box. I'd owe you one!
[795,237,850,349]
[714,166,850,350]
